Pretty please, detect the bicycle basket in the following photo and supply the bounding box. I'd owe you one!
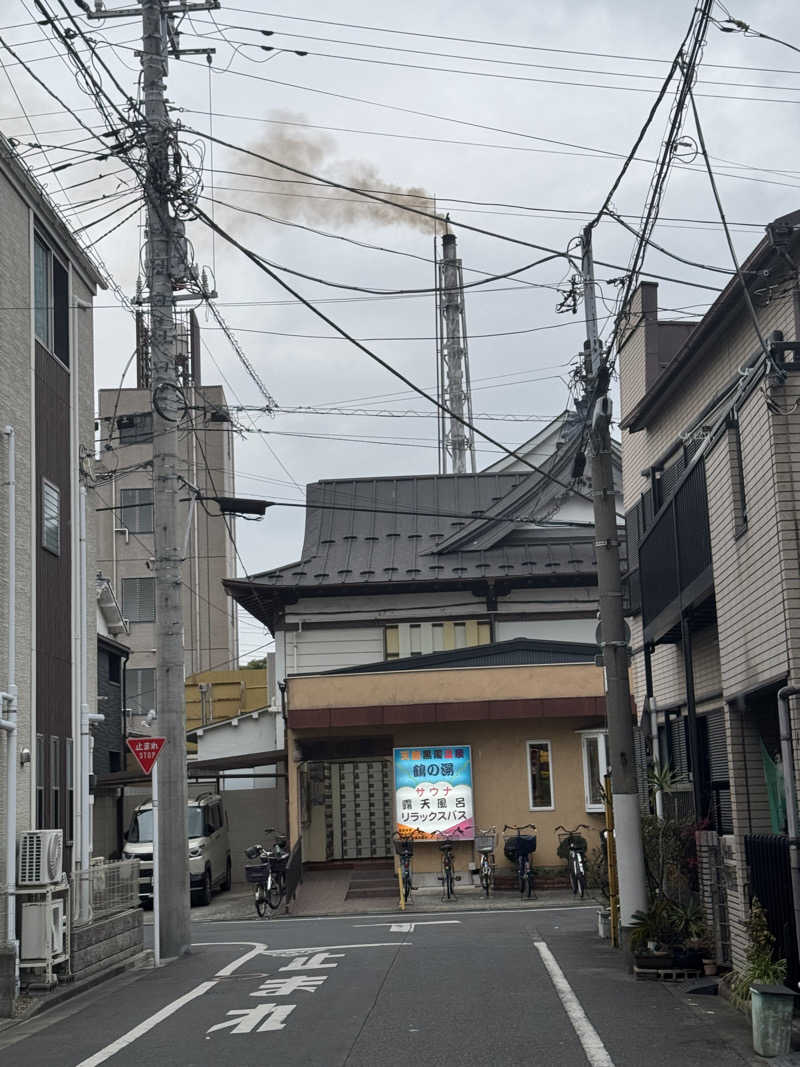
[503,834,537,862]
[474,832,496,852]
[556,835,588,861]
[244,862,269,884]
[269,852,289,874]
[393,835,414,856]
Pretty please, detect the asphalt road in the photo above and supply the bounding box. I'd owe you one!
[0,906,754,1067]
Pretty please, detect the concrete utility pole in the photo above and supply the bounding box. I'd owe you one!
[438,232,476,474]
[90,0,219,958]
[581,225,648,928]
[140,0,189,958]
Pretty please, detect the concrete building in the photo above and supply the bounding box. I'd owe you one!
[95,327,239,728]
[0,137,104,1013]
[618,209,800,983]
[225,413,621,886]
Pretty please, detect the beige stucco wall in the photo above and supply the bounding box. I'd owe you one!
[289,661,606,710]
[288,717,606,875]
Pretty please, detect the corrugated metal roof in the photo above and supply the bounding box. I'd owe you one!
[229,473,597,593]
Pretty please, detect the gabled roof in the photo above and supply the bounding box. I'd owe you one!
[224,413,608,629]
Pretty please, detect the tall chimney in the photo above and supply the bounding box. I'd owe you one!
[437,231,475,474]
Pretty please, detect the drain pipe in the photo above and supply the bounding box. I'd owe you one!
[0,426,18,956]
[777,685,800,977]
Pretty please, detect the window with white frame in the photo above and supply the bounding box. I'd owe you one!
[41,478,60,556]
[527,740,554,810]
[581,731,608,812]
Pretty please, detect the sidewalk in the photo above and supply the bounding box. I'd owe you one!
[184,869,601,922]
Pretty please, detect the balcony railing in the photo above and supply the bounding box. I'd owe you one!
[638,458,713,641]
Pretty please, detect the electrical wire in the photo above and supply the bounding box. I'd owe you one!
[187,202,593,504]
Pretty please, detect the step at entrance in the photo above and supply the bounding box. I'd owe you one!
[345,862,398,900]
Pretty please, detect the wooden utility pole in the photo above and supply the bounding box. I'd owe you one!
[581,225,648,928]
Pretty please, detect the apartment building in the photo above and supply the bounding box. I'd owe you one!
[0,137,103,1014]
[95,318,239,732]
[618,209,800,981]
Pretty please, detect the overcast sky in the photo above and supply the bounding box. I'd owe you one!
[3,0,800,659]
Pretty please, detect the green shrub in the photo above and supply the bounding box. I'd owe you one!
[730,898,787,1004]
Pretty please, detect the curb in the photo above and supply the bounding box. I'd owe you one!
[0,950,151,1033]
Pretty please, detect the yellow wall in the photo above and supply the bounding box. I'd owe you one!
[185,667,268,733]
[289,661,605,710]
[288,717,606,874]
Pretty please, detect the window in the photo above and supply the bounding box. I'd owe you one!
[50,735,60,827]
[65,737,73,845]
[581,731,608,812]
[119,487,154,533]
[383,620,491,659]
[127,666,156,716]
[34,234,69,365]
[527,741,554,810]
[118,412,153,446]
[36,734,44,828]
[41,478,60,556]
[108,652,121,685]
[122,577,155,623]
[385,626,400,660]
[34,235,50,348]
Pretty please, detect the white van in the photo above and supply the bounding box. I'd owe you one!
[123,792,232,906]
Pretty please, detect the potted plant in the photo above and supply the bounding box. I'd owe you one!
[731,898,794,1058]
[630,898,683,968]
[673,898,709,972]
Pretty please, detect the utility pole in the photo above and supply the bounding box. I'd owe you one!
[581,224,648,929]
[89,0,219,959]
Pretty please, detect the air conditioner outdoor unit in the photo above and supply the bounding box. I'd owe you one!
[18,829,63,886]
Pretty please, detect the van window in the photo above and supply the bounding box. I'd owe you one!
[129,806,205,842]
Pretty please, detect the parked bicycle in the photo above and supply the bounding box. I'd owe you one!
[555,824,590,898]
[474,827,497,897]
[393,832,416,902]
[503,823,537,898]
[244,827,289,917]
[438,827,464,901]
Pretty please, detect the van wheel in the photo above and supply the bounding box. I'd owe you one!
[222,857,232,892]
[197,869,212,906]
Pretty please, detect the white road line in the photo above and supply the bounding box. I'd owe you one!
[73,982,216,1067]
[263,942,409,956]
[533,940,615,1067]
[355,921,461,930]
[194,904,597,925]
[74,942,267,1067]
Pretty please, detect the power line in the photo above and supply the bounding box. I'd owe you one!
[188,202,593,505]
[222,7,800,74]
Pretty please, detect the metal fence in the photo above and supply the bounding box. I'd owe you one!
[71,859,140,927]
[745,834,799,988]
[285,838,303,905]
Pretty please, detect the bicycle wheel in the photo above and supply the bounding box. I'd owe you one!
[403,863,412,902]
[518,859,526,897]
[266,874,283,910]
[446,864,454,899]
[569,857,578,895]
[527,866,535,899]
[480,858,490,897]
[254,883,268,918]
[576,869,586,899]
